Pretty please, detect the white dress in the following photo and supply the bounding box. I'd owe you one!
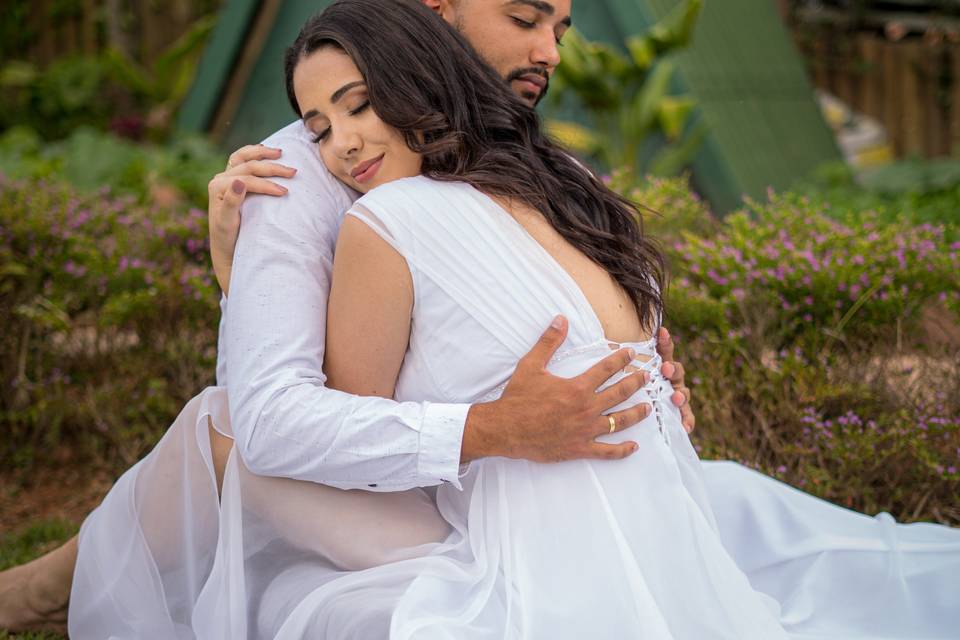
[69,177,960,639]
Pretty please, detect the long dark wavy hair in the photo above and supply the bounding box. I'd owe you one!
[284,0,666,329]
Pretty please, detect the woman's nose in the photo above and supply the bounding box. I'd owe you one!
[333,129,362,159]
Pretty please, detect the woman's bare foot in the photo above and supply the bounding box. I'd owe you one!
[0,535,77,634]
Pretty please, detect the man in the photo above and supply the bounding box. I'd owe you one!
[0,0,693,633]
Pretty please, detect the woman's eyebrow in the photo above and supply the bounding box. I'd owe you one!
[301,81,366,122]
[330,80,364,104]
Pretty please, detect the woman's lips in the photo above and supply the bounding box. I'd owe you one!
[351,153,385,185]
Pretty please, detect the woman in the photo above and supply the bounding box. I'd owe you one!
[13,1,960,638]
[270,2,792,638]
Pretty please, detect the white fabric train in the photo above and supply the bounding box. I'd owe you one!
[70,177,960,638]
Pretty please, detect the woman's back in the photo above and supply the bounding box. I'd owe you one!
[489,194,649,346]
[349,176,658,405]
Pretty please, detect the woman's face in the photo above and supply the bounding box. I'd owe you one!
[294,47,423,193]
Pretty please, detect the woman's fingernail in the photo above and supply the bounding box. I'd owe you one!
[231,179,244,194]
[627,348,637,359]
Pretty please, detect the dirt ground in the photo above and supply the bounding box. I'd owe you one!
[0,466,114,536]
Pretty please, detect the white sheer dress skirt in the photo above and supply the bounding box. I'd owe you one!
[68,368,960,639]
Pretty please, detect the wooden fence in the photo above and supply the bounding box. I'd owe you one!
[791,26,959,158]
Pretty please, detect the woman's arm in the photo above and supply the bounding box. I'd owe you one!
[325,215,414,398]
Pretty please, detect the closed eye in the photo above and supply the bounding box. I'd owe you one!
[311,100,370,144]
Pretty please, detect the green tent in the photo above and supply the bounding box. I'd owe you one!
[179,0,839,212]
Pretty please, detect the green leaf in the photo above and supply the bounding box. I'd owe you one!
[624,61,675,140]
[14,296,71,332]
[0,61,37,87]
[0,261,29,277]
[648,118,709,177]
[648,0,703,54]
[626,36,656,70]
[545,119,601,154]
[657,96,696,140]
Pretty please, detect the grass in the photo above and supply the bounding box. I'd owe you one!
[0,520,76,640]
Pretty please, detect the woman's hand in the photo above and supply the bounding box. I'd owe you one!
[656,327,695,433]
[207,145,297,294]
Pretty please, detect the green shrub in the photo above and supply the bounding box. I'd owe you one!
[0,126,225,208]
[0,177,219,469]
[794,160,960,239]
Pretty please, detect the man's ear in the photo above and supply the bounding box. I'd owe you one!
[421,0,456,20]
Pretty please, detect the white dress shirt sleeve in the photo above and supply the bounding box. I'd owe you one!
[224,122,470,491]
[215,294,228,387]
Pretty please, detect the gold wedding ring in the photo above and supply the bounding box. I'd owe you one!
[608,415,616,434]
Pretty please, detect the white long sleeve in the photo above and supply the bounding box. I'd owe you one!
[222,121,469,491]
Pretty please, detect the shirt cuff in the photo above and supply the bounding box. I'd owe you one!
[417,402,471,490]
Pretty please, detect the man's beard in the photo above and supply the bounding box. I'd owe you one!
[505,67,550,106]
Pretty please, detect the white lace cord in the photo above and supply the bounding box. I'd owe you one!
[635,353,671,447]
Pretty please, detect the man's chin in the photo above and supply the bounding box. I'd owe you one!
[519,91,539,107]
[516,88,548,108]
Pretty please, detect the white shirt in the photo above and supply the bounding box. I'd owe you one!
[217,121,469,491]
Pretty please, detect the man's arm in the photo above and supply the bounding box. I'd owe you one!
[223,124,476,491]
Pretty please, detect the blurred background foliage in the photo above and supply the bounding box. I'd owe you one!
[547,0,708,179]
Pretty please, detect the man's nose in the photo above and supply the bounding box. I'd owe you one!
[531,29,561,72]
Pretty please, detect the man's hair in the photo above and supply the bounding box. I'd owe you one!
[284,0,665,329]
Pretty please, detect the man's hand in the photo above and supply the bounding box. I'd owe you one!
[462,316,652,464]
[656,326,695,434]
[207,145,296,294]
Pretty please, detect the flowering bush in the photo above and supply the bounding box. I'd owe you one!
[0,176,219,469]
[667,192,959,346]
[622,176,960,524]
